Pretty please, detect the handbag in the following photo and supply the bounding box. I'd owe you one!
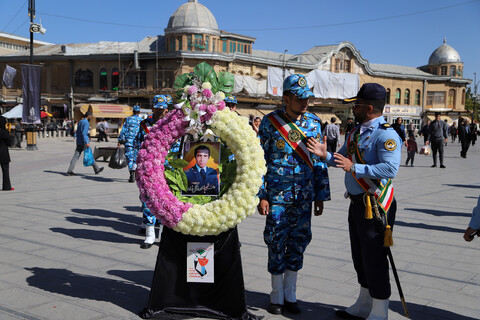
[83,147,95,166]
[419,145,431,155]
[108,147,128,169]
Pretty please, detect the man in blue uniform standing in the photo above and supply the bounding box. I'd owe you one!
[307,83,401,320]
[67,111,104,176]
[118,105,142,182]
[258,74,330,315]
[138,95,169,249]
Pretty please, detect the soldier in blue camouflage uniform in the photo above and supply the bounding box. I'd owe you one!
[258,74,330,315]
[118,105,142,183]
[138,95,169,249]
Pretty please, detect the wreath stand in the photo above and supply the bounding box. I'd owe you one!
[139,227,259,320]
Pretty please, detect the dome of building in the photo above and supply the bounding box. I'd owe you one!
[165,0,220,36]
[428,38,461,65]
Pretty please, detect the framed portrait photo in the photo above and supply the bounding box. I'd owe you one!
[182,141,221,196]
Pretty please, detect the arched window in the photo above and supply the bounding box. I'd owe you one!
[112,68,120,91]
[448,89,456,107]
[404,89,410,105]
[386,89,391,104]
[449,66,456,77]
[99,68,108,90]
[415,90,421,105]
[395,89,401,104]
[441,66,447,75]
[75,69,93,88]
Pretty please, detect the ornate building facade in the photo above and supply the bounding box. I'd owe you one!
[0,0,472,129]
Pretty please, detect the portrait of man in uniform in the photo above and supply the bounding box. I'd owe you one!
[182,142,220,196]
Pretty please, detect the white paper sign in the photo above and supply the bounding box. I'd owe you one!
[187,242,214,283]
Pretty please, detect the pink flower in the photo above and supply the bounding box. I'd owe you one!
[204,113,213,122]
[188,85,198,95]
[202,88,213,99]
[206,104,217,114]
[217,101,226,111]
[198,104,207,112]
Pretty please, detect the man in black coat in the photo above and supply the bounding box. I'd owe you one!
[0,116,14,191]
[427,112,448,168]
[458,118,473,158]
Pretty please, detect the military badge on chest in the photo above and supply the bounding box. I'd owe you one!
[348,141,356,155]
[276,139,285,150]
[287,129,302,143]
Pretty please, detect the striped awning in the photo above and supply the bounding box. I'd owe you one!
[75,104,132,118]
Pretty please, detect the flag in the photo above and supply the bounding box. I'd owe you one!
[2,65,17,88]
[21,64,43,124]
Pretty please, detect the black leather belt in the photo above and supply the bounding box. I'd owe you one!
[349,193,365,204]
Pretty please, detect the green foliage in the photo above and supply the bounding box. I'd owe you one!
[173,73,193,99]
[216,72,235,94]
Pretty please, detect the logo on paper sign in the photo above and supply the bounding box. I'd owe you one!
[193,247,212,277]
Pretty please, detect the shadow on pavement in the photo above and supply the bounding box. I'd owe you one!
[44,170,87,177]
[66,216,138,235]
[50,227,140,244]
[25,267,147,314]
[390,300,478,320]
[444,184,480,189]
[124,205,142,212]
[71,208,138,225]
[395,221,464,234]
[108,269,154,288]
[404,207,471,218]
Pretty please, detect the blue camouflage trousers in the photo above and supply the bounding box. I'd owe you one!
[141,200,156,226]
[125,146,139,171]
[263,201,312,274]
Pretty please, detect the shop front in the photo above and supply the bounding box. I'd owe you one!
[74,103,132,137]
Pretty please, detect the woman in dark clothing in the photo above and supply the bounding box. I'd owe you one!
[0,116,14,191]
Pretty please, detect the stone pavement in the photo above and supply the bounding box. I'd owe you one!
[0,136,479,320]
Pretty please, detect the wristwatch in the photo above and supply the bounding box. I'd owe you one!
[350,163,356,173]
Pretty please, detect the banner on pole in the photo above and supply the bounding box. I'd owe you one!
[2,65,17,88]
[21,64,42,124]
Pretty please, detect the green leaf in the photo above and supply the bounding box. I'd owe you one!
[173,73,193,99]
[217,72,235,94]
[193,62,214,83]
[168,158,189,170]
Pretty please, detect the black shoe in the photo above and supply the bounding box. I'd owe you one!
[67,171,75,176]
[140,242,153,249]
[94,167,104,175]
[267,303,283,315]
[440,165,446,168]
[129,171,135,183]
[431,164,437,168]
[284,300,301,314]
[335,309,366,319]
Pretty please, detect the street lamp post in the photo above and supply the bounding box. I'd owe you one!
[282,49,288,81]
[473,72,478,123]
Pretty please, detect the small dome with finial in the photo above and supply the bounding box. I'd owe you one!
[428,37,461,65]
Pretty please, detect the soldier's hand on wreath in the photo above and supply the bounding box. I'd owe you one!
[307,136,327,159]
[333,153,354,172]
[314,200,324,216]
[258,198,269,216]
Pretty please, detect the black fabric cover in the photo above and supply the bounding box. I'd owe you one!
[140,226,259,320]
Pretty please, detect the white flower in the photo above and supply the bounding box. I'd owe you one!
[202,82,212,90]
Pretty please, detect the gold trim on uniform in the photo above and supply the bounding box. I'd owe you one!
[384,139,397,151]
[288,129,301,143]
[276,139,285,149]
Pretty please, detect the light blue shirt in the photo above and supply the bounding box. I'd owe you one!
[325,116,402,195]
[469,195,480,230]
[76,118,90,146]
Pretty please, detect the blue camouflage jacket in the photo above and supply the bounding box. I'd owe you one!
[118,114,142,147]
[258,109,331,204]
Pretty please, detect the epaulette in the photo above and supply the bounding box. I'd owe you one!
[380,123,392,130]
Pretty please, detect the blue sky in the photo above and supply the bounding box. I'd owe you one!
[1,0,479,88]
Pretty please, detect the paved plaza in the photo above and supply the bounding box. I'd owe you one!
[0,135,479,320]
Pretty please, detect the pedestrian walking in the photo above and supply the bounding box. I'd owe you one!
[459,118,472,158]
[67,112,104,176]
[97,119,109,142]
[0,116,14,191]
[405,134,418,167]
[419,120,431,145]
[257,74,331,315]
[449,122,457,143]
[392,117,406,145]
[325,117,341,152]
[427,112,448,168]
[14,119,23,148]
[307,83,402,320]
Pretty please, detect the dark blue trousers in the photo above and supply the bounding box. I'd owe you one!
[348,198,397,299]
